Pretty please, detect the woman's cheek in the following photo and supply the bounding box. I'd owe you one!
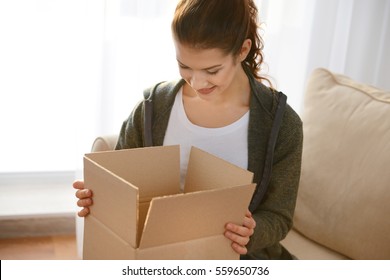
[179,68,191,81]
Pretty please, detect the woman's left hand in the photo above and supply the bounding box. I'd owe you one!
[224,209,256,255]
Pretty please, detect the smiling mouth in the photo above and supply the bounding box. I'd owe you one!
[196,86,216,95]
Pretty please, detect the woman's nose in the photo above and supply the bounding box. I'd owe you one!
[189,72,208,90]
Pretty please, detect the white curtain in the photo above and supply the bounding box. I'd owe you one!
[0,0,105,173]
[96,0,178,137]
[260,0,390,113]
[0,0,389,175]
[0,0,177,174]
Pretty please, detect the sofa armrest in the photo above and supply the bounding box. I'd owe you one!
[91,135,119,152]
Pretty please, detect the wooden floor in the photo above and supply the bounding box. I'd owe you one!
[0,234,80,260]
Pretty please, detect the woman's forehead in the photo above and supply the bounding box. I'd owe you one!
[174,41,231,68]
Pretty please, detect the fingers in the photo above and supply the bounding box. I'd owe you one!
[231,241,248,255]
[77,197,93,207]
[73,180,85,190]
[75,188,92,199]
[77,207,90,218]
[73,180,92,201]
[226,217,255,240]
[243,214,256,232]
[225,223,252,245]
[225,226,249,255]
[73,180,93,218]
[225,210,257,255]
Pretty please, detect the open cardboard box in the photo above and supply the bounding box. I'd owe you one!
[83,145,256,259]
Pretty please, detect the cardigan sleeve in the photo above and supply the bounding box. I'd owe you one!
[115,80,179,150]
[115,100,145,150]
[246,107,303,257]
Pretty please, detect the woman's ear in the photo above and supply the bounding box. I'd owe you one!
[239,39,252,62]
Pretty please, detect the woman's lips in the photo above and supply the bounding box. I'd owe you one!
[196,86,216,95]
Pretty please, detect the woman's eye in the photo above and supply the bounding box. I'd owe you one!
[179,64,189,70]
[207,70,219,75]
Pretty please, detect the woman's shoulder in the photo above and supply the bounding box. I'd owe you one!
[143,79,185,101]
[250,80,302,142]
[253,80,301,122]
[250,80,279,117]
[140,79,186,123]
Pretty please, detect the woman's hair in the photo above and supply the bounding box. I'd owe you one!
[172,0,269,84]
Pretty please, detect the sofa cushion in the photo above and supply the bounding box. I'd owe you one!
[293,68,390,259]
[281,229,349,260]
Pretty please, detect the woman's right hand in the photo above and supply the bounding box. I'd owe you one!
[73,180,93,217]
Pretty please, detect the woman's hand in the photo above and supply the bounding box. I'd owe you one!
[73,180,93,217]
[224,209,256,255]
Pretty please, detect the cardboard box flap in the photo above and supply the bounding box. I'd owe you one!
[185,147,254,193]
[137,235,237,260]
[139,183,256,249]
[84,157,138,247]
[85,145,180,199]
[83,215,136,260]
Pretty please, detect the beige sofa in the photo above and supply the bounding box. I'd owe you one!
[91,68,390,260]
[281,68,390,260]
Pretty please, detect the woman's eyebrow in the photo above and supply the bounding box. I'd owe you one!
[177,59,222,70]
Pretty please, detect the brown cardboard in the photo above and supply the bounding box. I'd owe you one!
[83,145,255,260]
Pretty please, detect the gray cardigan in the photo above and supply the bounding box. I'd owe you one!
[116,71,303,259]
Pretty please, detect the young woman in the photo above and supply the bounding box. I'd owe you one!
[74,0,303,260]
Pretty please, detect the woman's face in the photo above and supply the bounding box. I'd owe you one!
[174,40,245,100]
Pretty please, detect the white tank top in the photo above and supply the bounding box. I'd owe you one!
[163,88,249,190]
